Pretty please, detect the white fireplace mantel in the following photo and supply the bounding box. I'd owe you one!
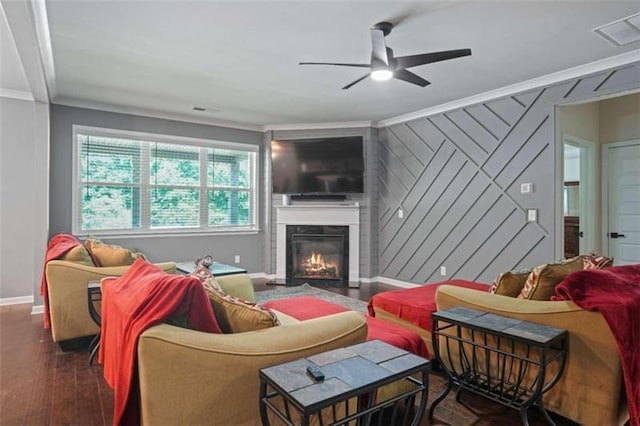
[276,205,359,284]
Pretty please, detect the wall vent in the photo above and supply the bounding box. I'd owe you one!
[593,13,640,46]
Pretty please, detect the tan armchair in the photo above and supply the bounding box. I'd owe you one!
[137,311,368,425]
[436,284,628,426]
[45,260,176,345]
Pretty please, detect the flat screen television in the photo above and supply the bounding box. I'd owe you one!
[271,136,364,194]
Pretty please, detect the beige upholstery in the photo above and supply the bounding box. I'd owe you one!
[435,284,628,426]
[45,260,176,342]
[137,311,368,425]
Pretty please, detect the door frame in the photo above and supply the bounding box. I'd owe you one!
[601,139,640,256]
[562,134,596,254]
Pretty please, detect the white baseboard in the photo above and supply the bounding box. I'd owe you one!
[363,276,420,289]
[0,295,34,306]
[32,304,44,315]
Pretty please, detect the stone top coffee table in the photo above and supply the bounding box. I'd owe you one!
[259,339,431,426]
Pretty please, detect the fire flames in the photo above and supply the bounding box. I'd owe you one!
[301,252,340,279]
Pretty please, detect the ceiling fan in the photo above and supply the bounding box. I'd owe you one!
[300,21,471,90]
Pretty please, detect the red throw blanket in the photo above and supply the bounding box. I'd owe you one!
[99,259,221,426]
[367,280,489,333]
[39,233,85,328]
[264,296,429,359]
[554,265,640,426]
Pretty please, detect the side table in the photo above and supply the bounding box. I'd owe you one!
[87,280,101,366]
[259,339,431,426]
[429,307,568,426]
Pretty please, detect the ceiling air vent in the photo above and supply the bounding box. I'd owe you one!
[593,13,640,46]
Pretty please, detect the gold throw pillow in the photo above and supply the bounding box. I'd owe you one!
[205,288,279,334]
[518,256,584,300]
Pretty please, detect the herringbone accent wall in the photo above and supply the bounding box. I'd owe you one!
[378,63,640,284]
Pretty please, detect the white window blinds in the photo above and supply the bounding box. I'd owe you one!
[73,127,258,235]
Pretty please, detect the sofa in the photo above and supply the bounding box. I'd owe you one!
[368,255,634,426]
[136,273,368,425]
[45,259,176,345]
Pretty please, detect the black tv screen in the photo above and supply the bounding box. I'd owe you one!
[271,136,364,194]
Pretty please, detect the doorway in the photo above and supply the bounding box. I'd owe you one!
[562,136,596,258]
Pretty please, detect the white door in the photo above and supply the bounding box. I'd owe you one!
[604,140,640,265]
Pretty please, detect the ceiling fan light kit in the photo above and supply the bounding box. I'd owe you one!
[300,21,472,89]
[371,69,393,81]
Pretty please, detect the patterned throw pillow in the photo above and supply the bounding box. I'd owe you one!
[84,237,140,267]
[489,268,532,297]
[518,256,584,300]
[582,253,614,269]
[205,288,280,334]
[61,244,96,266]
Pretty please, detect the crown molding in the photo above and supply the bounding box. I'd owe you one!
[264,121,372,132]
[0,88,34,101]
[1,0,49,103]
[30,0,56,99]
[374,50,640,128]
[53,97,265,132]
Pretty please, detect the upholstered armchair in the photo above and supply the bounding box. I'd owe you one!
[137,311,367,425]
[45,260,176,346]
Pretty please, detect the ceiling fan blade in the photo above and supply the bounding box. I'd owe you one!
[393,69,430,87]
[342,74,370,90]
[299,62,371,68]
[395,48,472,69]
[370,28,389,66]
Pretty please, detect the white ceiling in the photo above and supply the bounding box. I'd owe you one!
[0,4,31,94]
[38,1,640,127]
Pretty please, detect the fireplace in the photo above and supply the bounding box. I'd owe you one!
[276,204,360,287]
[286,225,349,285]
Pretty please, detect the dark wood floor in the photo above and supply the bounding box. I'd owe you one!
[0,281,576,425]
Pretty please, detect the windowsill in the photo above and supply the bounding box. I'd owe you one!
[74,228,260,239]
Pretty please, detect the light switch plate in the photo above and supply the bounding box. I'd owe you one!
[527,209,537,222]
[521,183,533,194]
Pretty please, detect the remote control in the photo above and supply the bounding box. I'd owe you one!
[306,365,325,382]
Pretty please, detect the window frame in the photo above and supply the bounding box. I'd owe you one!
[72,125,260,237]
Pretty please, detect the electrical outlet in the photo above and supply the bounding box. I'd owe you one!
[440,266,447,276]
[527,209,537,222]
[398,209,404,219]
[520,183,533,194]
[234,255,240,264]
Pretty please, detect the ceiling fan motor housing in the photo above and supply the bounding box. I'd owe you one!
[373,21,393,37]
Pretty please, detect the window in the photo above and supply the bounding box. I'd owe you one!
[73,126,259,236]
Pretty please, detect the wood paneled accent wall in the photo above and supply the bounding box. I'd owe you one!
[378,64,640,284]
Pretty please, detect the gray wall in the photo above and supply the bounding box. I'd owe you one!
[264,127,378,279]
[378,63,640,285]
[1,97,49,301]
[49,105,265,272]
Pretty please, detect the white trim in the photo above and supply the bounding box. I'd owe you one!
[29,0,56,99]
[562,134,597,254]
[32,304,44,315]
[264,121,372,131]
[0,88,34,101]
[375,51,640,128]
[248,272,267,279]
[0,295,33,306]
[365,276,420,288]
[54,98,263,132]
